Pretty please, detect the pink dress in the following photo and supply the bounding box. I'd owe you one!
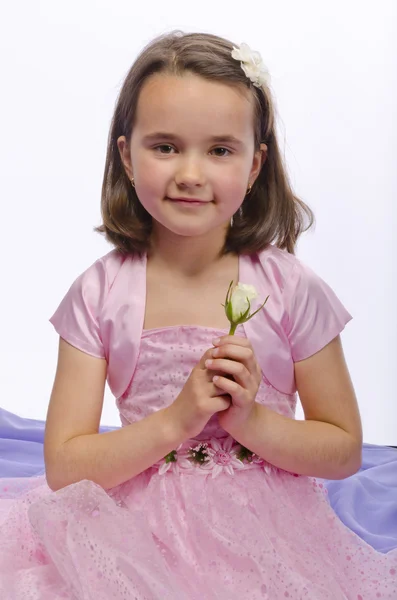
[0,246,396,599]
[0,324,396,599]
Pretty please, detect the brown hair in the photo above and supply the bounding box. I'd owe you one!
[95,30,314,257]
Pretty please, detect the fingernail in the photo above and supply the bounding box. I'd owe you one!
[205,359,213,367]
[212,338,221,345]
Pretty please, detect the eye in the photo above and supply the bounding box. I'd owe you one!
[154,144,175,154]
[152,145,232,157]
[211,147,232,157]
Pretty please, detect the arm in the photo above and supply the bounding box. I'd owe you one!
[50,411,185,492]
[45,339,186,492]
[226,335,363,480]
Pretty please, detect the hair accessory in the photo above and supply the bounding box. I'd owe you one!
[231,42,270,88]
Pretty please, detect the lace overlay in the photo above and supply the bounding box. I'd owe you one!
[0,325,396,599]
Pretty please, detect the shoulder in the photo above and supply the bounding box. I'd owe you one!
[254,244,310,295]
[81,248,127,285]
[73,249,133,295]
[56,249,132,318]
[252,245,348,322]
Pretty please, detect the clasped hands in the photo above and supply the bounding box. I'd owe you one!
[204,335,262,432]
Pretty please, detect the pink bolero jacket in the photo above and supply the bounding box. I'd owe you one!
[49,245,352,398]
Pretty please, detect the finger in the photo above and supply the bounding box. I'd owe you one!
[211,345,258,380]
[212,375,246,404]
[213,389,232,401]
[212,344,254,364]
[211,392,232,409]
[205,357,250,388]
[212,339,256,371]
[212,335,252,348]
[198,347,220,370]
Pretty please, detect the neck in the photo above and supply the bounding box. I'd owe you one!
[147,224,232,279]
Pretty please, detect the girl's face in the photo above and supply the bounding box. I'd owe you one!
[118,72,266,241]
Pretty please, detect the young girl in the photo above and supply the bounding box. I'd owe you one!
[0,30,396,600]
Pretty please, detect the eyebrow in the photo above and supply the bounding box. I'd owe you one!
[142,132,245,147]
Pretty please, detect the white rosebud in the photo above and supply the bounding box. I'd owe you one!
[230,283,258,322]
[222,280,269,335]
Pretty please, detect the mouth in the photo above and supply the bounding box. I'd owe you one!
[166,198,209,206]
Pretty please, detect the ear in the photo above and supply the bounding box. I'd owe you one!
[249,143,268,183]
[117,136,133,180]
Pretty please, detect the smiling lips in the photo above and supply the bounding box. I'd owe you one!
[167,197,209,206]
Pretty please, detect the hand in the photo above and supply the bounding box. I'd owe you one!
[166,347,232,440]
[204,335,262,433]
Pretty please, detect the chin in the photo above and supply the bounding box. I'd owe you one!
[153,218,216,237]
[166,225,212,238]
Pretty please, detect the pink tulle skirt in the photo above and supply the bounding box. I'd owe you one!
[0,462,396,599]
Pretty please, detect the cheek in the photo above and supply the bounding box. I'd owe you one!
[214,159,249,188]
[135,157,168,199]
[219,172,245,194]
[215,169,248,208]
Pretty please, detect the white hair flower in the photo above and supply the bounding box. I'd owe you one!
[231,42,270,88]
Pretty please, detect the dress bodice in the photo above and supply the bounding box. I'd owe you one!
[116,325,297,440]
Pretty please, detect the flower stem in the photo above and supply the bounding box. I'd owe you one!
[229,323,237,335]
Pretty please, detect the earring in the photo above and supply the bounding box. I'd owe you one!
[130,177,135,188]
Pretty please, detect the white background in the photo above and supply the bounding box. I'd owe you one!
[0,1,396,444]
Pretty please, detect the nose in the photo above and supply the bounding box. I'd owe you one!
[174,155,206,188]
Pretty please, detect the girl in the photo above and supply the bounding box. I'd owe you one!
[0,30,396,600]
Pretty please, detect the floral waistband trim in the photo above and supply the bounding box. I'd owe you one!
[153,435,300,479]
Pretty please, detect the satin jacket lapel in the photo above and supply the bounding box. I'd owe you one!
[104,252,147,399]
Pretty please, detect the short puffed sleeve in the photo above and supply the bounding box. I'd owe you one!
[285,259,352,362]
[49,258,107,359]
